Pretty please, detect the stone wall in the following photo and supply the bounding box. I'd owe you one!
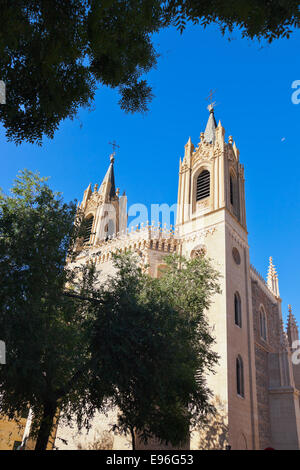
[251,276,280,449]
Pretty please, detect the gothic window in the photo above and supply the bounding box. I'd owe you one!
[260,307,267,341]
[230,174,234,206]
[232,247,241,265]
[230,170,240,220]
[196,170,210,201]
[83,216,94,243]
[236,355,244,397]
[234,292,242,327]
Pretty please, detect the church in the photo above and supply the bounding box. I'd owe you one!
[14,106,300,451]
[53,105,300,450]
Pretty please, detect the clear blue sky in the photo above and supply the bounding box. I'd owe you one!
[1,23,299,326]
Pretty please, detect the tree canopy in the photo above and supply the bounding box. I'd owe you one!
[0,171,221,450]
[0,0,299,144]
[0,170,100,450]
[90,252,220,449]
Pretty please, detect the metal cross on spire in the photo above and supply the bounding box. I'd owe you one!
[109,140,120,154]
[206,89,217,112]
[108,140,120,163]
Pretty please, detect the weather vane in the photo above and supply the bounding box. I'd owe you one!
[206,89,217,112]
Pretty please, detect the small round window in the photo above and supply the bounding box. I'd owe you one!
[232,247,241,265]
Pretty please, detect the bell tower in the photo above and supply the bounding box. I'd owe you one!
[176,105,246,230]
[177,105,259,450]
[77,154,127,248]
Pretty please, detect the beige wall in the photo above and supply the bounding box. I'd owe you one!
[0,415,26,450]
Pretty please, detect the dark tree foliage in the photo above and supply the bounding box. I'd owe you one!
[164,0,300,39]
[0,0,162,144]
[0,170,102,450]
[0,170,221,451]
[0,0,299,145]
[90,253,221,450]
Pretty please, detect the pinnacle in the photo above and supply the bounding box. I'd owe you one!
[267,256,280,297]
[287,304,297,326]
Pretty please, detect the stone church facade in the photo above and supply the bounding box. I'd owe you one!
[53,107,300,450]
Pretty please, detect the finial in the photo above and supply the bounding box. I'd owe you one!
[287,304,297,324]
[116,187,120,196]
[287,304,299,345]
[267,256,280,297]
[228,135,233,145]
[94,183,98,192]
[110,153,115,164]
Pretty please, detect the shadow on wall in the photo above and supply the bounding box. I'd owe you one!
[197,397,229,450]
[76,430,114,450]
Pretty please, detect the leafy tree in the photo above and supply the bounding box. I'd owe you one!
[90,252,221,450]
[0,0,299,144]
[0,0,161,145]
[0,170,104,450]
[164,0,300,40]
[0,170,220,451]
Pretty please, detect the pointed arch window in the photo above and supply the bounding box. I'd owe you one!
[234,292,242,328]
[260,307,267,341]
[236,355,244,398]
[196,170,210,201]
[83,216,94,243]
[230,174,234,206]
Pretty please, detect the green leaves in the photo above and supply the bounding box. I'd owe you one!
[1,1,298,144]
[0,0,162,144]
[0,171,93,441]
[90,251,220,448]
[0,172,219,448]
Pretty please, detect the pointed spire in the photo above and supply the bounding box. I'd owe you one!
[99,153,116,202]
[287,304,299,346]
[203,105,217,144]
[267,256,280,297]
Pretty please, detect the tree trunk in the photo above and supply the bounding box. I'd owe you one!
[130,425,136,451]
[34,401,57,451]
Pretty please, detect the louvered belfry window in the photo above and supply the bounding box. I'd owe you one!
[83,216,94,243]
[196,170,210,201]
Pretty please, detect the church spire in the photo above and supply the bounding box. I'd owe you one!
[203,104,217,144]
[287,304,299,347]
[99,153,116,202]
[267,256,280,298]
